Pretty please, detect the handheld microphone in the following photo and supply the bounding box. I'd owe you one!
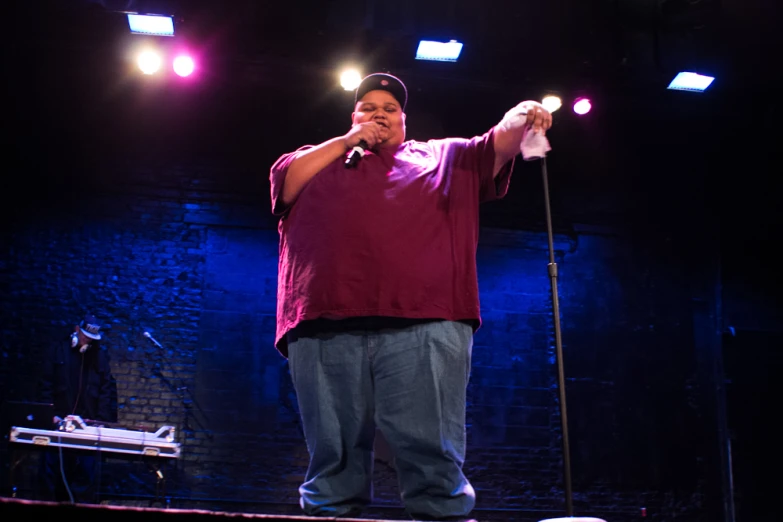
[143,331,163,349]
[345,139,369,168]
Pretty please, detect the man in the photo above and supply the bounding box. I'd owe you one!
[269,72,552,520]
[37,312,118,503]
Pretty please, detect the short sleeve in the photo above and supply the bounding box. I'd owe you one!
[270,145,314,216]
[432,127,514,203]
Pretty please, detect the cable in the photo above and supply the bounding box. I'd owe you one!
[95,425,103,504]
[71,350,86,416]
[60,349,86,503]
[57,434,75,503]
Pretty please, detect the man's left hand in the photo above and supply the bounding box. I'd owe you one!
[523,101,553,135]
[500,100,553,135]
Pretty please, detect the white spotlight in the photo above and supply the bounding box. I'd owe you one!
[340,69,362,91]
[137,50,162,75]
[542,95,562,113]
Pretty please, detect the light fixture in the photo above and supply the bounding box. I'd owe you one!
[340,68,362,91]
[172,55,195,77]
[667,71,715,92]
[573,98,592,115]
[542,95,563,113]
[127,14,175,37]
[415,40,463,62]
[137,51,162,75]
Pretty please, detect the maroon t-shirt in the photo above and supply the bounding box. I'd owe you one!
[269,128,513,357]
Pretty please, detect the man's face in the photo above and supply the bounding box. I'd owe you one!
[352,89,406,148]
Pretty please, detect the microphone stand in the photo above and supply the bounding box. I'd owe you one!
[145,335,208,438]
[540,156,574,516]
[143,333,207,507]
[537,157,607,522]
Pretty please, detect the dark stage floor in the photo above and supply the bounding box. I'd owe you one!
[0,497,376,521]
[0,496,618,522]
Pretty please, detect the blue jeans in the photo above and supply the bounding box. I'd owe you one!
[287,319,475,520]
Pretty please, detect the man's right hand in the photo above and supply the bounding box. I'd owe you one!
[281,123,384,207]
[343,122,382,150]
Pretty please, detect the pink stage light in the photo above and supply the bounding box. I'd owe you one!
[173,55,195,77]
[573,98,592,115]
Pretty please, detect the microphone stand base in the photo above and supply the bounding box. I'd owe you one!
[538,518,608,522]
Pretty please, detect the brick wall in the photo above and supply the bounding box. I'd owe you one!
[0,159,720,521]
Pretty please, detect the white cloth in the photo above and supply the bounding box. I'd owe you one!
[519,128,552,161]
[498,100,552,161]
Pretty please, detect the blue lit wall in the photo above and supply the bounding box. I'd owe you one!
[0,161,715,519]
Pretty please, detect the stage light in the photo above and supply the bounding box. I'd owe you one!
[127,14,175,36]
[137,50,162,75]
[173,55,195,77]
[542,95,562,113]
[415,40,463,62]
[340,69,362,91]
[573,98,592,115]
[667,71,715,92]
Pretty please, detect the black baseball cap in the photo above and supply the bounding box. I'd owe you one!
[354,73,408,111]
